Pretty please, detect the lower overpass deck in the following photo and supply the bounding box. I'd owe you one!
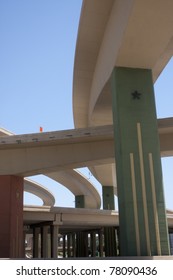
[24,206,173,258]
[24,205,173,231]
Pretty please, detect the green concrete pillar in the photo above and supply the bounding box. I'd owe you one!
[50,224,59,258]
[102,186,117,256]
[104,227,117,256]
[63,235,66,258]
[72,233,76,257]
[98,229,104,257]
[75,195,85,208]
[102,186,115,210]
[76,232,88,257]
[41,226,49,258]
[33,227,40,258]
[90,231,97,257]
[111,67,170,256]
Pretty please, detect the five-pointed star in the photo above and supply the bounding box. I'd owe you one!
[131,90,141,99]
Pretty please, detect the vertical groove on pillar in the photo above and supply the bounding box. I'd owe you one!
[148,153,161,255]
[130,153,140,255]
[137,122,151,255]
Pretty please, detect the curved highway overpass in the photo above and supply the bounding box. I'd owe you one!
[1,117,173,209]
[1,0,173,258]
[0,127,101,209]
[73,0,173,189]
[72,0,173,256]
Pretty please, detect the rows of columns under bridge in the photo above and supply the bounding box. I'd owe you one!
[25,224,173,259]
[25,185,118,258]
[24,187,173,258]
[25,224,119,258]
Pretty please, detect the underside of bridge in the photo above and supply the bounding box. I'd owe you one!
[1,0,173,258]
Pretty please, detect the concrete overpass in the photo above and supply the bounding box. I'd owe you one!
[24,206,173,232]
[73,0,173,256]
[73,0,173,190]
[1,0,173,257]
[23,205,173,258]
[0,127,101,209]
[0,118,173,175]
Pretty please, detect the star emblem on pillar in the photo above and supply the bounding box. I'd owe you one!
[131,90,141,100]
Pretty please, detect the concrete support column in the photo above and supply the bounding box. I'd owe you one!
[102,186,115,210]
[104,227,117,256]
[33,227,40,258]
[72,233,76,257]
[169,233,173,255]
[51,224,59,258]
[76,232,88,257]
[67,234,72,257]
[111,67,170,256]
[98,229,104,257]
[75,195,85,208]
[0,175,24,258]
[23,227,27,257]
[90,231,96,257]
[102,185,116,255]
[63,235,66,258]
[41,226,49,258]
[117,227,120,256]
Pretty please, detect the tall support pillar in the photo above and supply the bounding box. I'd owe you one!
[41,226,49,258]
[98,229,104,257]
[104,227,117,256]
[72,233,76,257]
[102,186,115,210]
[102,185,117,256]
[63,235,66,258]
[33,227,40,258]
[51,224,59,258]
[0,175,24,258]
[67,234,72,257]
[75,195,85,257]
[75,195,85,208]
[90,231,96,257]
[111,67,170,256]
[76,232,88,257]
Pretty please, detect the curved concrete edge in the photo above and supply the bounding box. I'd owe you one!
[0,128,55,207]
[1,118,173,208]
[0,127,14,137]
[0,126,102,209]
[73,0,173,129]
[45,169,101,209]
[24,178,55,207]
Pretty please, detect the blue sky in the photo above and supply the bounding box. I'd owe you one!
[0,0,173,210]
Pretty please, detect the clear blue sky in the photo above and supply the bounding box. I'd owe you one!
[0,0,173,210]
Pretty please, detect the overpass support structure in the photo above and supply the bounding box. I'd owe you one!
[0,175,24,258]
[102,186,117,256]
[111,67,170,256]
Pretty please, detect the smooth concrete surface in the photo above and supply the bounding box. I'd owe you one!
[24,178,55,206]
[73,0,173,203]
[24,205,118,230]
[0,128,101,209]
[1,119,173,209]
[73,0,173,128]
[23,205,173,231]
[0,176,23,258]
[45,169,101,209]
[1,0,173,258]
[0,125,114,176]
[111,67,169,255]
[0,119,173,176]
